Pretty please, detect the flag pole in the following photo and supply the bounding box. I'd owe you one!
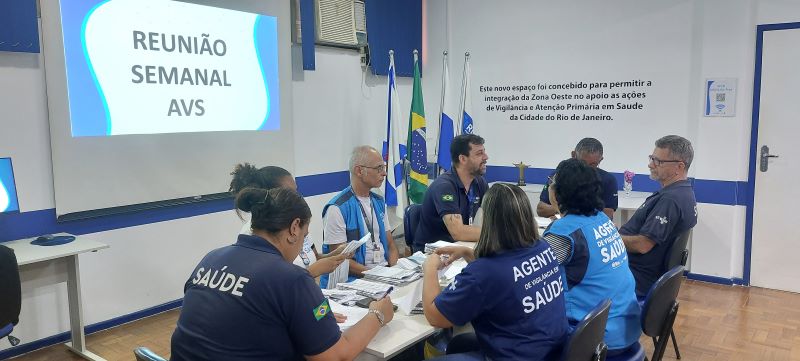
[433,50,448,178]
[457,52,470,135]
[386,49,394,173]
[405,49,419,206]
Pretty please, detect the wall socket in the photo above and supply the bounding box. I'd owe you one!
[359,46,370,68]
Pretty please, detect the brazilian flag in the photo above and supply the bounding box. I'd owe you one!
[407,52,428,204]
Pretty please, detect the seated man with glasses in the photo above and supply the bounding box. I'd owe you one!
[538,137,618,220]
[620,135,698,298]
[413,134,489,252]
[321,145,399,288]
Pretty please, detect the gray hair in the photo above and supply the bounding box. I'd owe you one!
[349,145,379,174]
[655,135,694,170]
[574,137,603,156]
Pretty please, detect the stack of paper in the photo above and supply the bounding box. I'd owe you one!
[424,240,455,254]
[363,266,421,286]
[337,279,393,299]
[395,258,422,271]
[325,233,373,290]
[321,288,361,306]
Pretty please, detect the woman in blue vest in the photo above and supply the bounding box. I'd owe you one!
[171,187,395,360]
[543,158,641,355]
[230,163,348,279]
[421,183,569,361]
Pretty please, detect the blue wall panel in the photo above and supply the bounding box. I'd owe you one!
[365,0,422,77]
[0,0,40,53]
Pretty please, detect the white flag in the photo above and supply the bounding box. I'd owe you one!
[384,51,408,221]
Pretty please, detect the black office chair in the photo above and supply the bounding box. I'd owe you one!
[662,229,692,359]
[403,204,423,251]
[445,332,479,355]
[0,245,21,347]
[560,299,611,361]
[641,265,685,361]
[134,346,168,361]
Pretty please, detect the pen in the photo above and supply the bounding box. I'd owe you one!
[379,286,394,299]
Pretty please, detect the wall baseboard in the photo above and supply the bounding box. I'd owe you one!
[0,299,183,360]
[685,272,746,286]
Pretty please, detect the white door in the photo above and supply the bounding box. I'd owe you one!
[751,28,800,293]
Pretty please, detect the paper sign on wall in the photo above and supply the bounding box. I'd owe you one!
[704,78,737,117]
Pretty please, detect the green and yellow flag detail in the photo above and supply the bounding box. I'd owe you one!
[406,52,429,204]
[313,299,330,321]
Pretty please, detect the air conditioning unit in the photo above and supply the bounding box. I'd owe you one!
[293,0,367,49]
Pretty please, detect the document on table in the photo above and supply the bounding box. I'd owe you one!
[394,280,424,316]
[328,299,368,330]
[325,233,372,289]
[535,216,553,228]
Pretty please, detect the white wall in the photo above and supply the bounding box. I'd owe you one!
[425,0,800,281]
[4,0,800,353]
[0,10,418,354]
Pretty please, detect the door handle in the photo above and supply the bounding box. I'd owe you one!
[760,145,780,172]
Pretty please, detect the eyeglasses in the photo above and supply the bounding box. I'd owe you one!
[547,175,556,186]
[359,164,387,172]
[648,155,683,166]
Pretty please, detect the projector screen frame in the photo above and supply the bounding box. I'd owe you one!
[41,0,296,220]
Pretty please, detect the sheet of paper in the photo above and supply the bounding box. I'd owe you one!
[535,216,553,228]
[341,232,372,254]
[395,280,423,316]
[328,299,368,330]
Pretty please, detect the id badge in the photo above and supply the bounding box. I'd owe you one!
[468,216,474,225]
[373,250,383,263]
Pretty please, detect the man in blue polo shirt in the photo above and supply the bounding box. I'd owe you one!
[538,138,618,219]
[413,134,489,252]
[620,135,697,297]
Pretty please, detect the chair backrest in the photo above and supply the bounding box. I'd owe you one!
[561,299,611,361]
[0,245,21,332]
[641,265,684,361]
[665,229,692,269]
[446,332,479,355]
[134,347,168,361]
[403,204,422,247]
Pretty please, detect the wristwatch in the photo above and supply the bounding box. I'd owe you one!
[368,308,385,327]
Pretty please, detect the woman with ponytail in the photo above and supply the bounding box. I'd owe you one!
[171,187,395,361]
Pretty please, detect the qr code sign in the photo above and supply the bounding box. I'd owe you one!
[716,93,726,102]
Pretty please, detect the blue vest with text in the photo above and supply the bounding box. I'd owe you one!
[320,186,389,288]
[544,212,641,350]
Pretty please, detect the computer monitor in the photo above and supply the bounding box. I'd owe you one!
[0,158,20,213]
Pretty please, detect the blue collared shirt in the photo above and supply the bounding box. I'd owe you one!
[435,242,569,361]
[414,169,488,250]
[171,234,341,361]
[620,180,697,296]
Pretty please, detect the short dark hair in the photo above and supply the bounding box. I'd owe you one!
[655,135,694,170]
[474,183,540,258]
[229,163,292,194]
[553,158,603,216]
[235,187,311,233]
[574,137,603,156]
[450,134,485,166]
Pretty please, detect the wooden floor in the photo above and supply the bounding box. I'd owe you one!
[8,279,800,361]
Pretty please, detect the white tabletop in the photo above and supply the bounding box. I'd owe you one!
[360,280,437,359]
[518,184,545,193]
[3,233,108,266]
[617,191,652,211]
